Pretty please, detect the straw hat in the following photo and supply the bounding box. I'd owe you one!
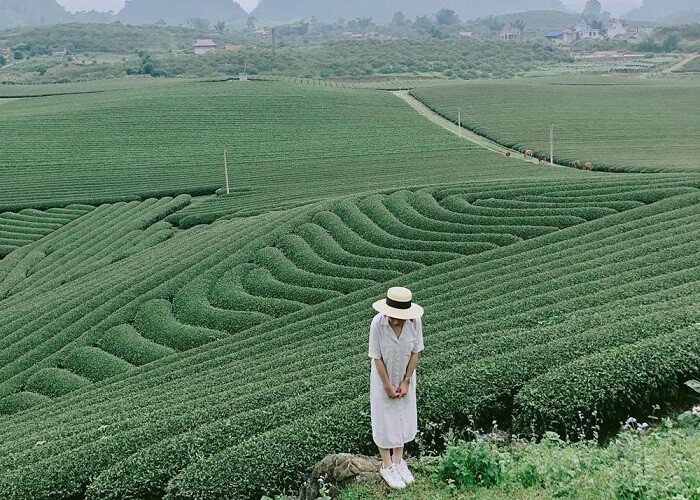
[372,287,424,320]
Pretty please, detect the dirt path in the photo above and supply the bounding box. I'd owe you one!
[391,90,554,167]
[663,53,699,74]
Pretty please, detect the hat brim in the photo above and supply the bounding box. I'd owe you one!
[372,299,424,320]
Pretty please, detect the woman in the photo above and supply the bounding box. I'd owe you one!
[368,286,424,489]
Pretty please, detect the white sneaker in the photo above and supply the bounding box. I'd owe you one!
[395,460,415,485]
[379,464,406,489]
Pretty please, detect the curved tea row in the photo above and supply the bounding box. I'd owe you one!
[0,177,698,499]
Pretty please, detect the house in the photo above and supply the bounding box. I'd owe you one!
[606,19,627,39]
[193,39,217,54]
[52,49,68,57]
[0,47,10,58]
[459,31,475,39]
[500,28,522,42]
[544,29,577,45]
[225,44,244,52]
[575,21,603,40]
[252,28,269,37]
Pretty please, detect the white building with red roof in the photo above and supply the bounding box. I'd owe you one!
[194,39,217,55]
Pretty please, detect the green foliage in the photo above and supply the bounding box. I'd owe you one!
[0,77,698,500]
[0,391,52,415]
[440,441,503,487]
[515,326,700,439]
[62,346,133,382]
[341,412,700,499]
[24,368,91,398]
[0,80,520,211]
[411,77,700,173]
[96,324,175,366]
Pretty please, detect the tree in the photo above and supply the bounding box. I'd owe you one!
[391,11,407,27]
[662,33,681,52]
[216,21,226,33]
[435,8,459,26]
[481,16,505,33]
[0,55,6,67]
[356,17,372,30]
[36,66,47,75]
[511,19,526,33]
[246,16,256,31]
[13,50,23,60]
[413,15,434,34]
[582,0,602,21]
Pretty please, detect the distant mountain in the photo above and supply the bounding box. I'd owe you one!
[252,0,569,23]
[0,0,70,29]
[118,0,247,25]
[625,0,700,22]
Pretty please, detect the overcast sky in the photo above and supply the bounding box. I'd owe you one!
[55,0,643,16]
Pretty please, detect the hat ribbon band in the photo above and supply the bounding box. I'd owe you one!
[386,297,411,310]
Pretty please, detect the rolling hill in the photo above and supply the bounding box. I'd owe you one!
[251,0,568,24]
[625,0,700,21]
[0,0,70,29]
[118,0,247,25]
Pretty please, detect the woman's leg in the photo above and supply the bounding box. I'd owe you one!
[391,445,404,464]
[378,447,392,468]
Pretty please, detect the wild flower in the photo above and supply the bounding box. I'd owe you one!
[622,416,650,433]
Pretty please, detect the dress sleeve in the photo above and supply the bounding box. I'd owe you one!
[412,317,425,354]
[368,318,382,360]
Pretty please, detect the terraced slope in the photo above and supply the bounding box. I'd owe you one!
[0,79,533,212]
[0,204,93,258]
[0,175,698,499]
[411,77,700,173]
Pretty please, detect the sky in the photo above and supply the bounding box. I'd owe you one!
[55,0,643,16]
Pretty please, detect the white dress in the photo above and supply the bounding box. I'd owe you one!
[368,313,425,449]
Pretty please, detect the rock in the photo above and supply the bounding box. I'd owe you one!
[299,453,381,500]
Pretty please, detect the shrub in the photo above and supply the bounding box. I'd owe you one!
[440,441,503,488]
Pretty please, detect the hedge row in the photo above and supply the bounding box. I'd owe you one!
[96,324,175,366]
[363,193,527,244]
[61,346,133,382]
[312,210,454,266]
[514,325,700,439]
[24,368,91,398]
[293,222,424,274]
[209,264,306,317]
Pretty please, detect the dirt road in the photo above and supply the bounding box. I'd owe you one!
[391,90,559,167]
[663,53,699,74]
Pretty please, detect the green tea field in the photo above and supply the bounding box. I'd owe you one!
[0,77,699,499]
[411,77,700,173]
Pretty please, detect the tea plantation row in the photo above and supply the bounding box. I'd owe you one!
[410,77,700,173]
[0,175,698,499]
[0,79,531,212]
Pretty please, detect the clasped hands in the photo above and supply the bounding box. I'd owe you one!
[384,380,409,399]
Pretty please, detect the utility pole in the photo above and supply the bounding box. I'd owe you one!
[550,123,554,166]
[271,27,276,63]
[458,108,462,138]
[224,150,230,195]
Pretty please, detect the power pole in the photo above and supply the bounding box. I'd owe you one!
[271,27,276,63]
[550,123,554,165]
[224,150,230,194]
[458,108,462,138]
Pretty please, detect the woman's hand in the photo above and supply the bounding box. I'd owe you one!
[397,380,409,398]
[384,384,400,399]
